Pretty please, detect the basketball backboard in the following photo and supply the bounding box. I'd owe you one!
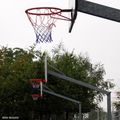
[68,0,120,33]
[77,0,120,23]
[68,0,77,32]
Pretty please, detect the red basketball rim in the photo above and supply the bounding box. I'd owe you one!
[25,7,62,15]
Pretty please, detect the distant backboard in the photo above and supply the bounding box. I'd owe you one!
[69,0,77,32]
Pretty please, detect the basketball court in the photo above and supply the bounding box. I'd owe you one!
[25,0,120,120]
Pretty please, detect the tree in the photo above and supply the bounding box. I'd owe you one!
[0,46,37,119]
[113,92,120,110]
[48,44,114,112]
[0,44,114,119]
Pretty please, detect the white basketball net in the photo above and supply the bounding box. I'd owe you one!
[26,8,57,43]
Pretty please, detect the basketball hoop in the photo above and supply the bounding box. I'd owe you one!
[30,79,44,89]
[30,79,46,83]
[30,79,45,99]
[32,94,42,100]
[25,7,72,43]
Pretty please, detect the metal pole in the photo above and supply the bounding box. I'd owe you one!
[79,103,82,120]
[43,89,82,119]
[48,70,108,94]
[40,82,43,96]
[45,55,47,82]
[97,109,99,120]
[107,92,112,120]
[48,70,111,120]
[43,89,80,104]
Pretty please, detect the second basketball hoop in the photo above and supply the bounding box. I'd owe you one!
[30,79,46,100]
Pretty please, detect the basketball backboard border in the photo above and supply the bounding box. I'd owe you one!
[69,0,78,32]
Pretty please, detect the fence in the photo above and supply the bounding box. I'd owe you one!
[81,109,120,120]
[32,109,120,120]
[82,109,107,120]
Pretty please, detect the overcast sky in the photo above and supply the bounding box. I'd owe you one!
[0,0,120,110]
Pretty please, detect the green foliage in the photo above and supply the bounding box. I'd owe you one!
[49,44,114,112]
[0,44,114,119]
[0,46,37,119]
